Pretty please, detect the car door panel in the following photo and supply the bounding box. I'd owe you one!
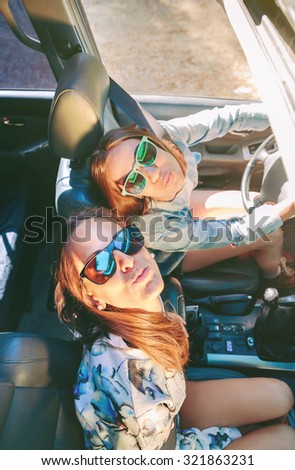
[0,92,52,157]
[0,91,57,330]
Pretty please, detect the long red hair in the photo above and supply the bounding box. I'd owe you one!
[53,207,189,370]
[90,126,187,218]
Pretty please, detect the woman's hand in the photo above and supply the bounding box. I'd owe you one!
[275,197,295,222]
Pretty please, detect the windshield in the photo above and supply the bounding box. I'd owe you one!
[82,0,259,100]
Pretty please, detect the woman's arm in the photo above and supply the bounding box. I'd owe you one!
[133,199,294,253]
[160,103,270,146]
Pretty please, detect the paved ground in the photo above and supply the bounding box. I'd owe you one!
[83,0,260,100]
[1,0,259,100]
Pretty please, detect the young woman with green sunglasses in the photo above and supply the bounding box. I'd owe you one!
[90,103,295,296]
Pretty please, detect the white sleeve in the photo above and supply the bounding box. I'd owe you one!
[160,103,270,146]
[133,204,282,252]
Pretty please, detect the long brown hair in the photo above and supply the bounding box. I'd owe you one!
[90,127,187,218]
[53,206,189,370]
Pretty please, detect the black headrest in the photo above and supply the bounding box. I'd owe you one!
[48,53,110,160]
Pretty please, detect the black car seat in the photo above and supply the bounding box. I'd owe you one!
[49,52,260,303]
[0,332,84,449]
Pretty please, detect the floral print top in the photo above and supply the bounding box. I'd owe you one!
[74,333,241,450]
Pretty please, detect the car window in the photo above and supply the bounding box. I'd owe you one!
[0,0,56,90]
[83,0,259,100]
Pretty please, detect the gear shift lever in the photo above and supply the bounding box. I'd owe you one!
[263,287,279,308]
[255,286,295,361]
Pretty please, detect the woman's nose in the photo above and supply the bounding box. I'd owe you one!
[113,250,134,272]
[141,165,160,184]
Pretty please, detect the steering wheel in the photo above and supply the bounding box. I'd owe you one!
[241,134,277,212]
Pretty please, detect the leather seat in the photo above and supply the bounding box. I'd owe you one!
[48,52,111,217]
[181,255,259,300]
[0,332,84,450]
[49,52,260,298]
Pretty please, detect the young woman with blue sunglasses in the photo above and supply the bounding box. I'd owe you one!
[90,104,295,296]
[54,207,295,450]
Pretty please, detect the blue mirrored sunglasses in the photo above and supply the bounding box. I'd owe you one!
[80,225,144,285]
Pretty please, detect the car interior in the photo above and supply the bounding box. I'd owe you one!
[0,0,295,450]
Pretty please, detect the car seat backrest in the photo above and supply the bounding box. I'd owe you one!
[0,333,84,450]
[48,52,112,217]
[48,53,110,161]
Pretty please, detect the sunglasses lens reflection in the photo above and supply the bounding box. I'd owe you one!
[85,251,116,284]
[83,226,144,285]
[137,140,157,166]
[124,171,146,194]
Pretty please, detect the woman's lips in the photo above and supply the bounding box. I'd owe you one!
[163,171,172,187]
[133,266,150,284]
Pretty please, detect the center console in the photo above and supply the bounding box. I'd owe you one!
[186,292,295,373]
